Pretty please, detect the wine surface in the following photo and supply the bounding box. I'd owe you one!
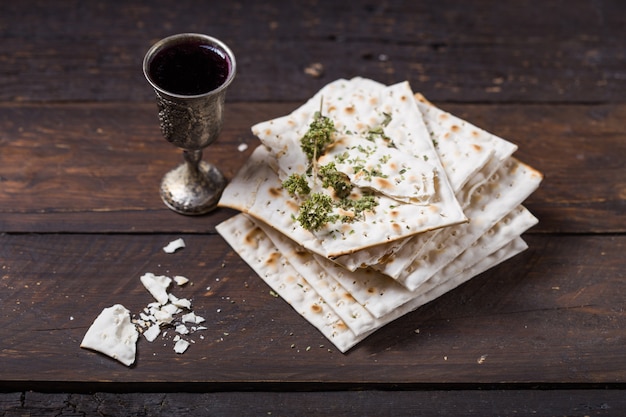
[149,41,231,96]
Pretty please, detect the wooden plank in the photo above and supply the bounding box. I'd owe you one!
[0,102,624,233]
[1,233,625,386]
[0,102,265,233]
[0,0,623,103]
[0,0,622,410]
[1,390,624,416]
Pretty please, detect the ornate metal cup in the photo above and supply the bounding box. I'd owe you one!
[143,33,236,215]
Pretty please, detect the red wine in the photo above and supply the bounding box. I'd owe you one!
[148,40,231,96]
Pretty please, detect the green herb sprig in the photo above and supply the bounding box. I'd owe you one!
[281,102,380,232]
[282,173,310,197]
[296,193,337,232]
[300,111,335,163]
[319,162,353,199]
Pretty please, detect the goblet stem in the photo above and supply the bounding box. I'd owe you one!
[160,151,226,215]
[183,149,203,180]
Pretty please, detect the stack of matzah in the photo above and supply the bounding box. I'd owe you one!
[216,77,542,352]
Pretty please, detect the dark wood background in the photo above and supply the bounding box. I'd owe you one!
[1,0,625,415]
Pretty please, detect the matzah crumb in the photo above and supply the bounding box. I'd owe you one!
[174,339,190,354]
[304,62,324,78]
[174,275,189,286]
[143,324,161,342]
[163,238,185,253]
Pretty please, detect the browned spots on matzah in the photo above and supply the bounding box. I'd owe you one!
[265,251,281,269]
[414,93,427,103]
[333,136,349,147]
[342,292,356,302]
[389,210,400,219]
[269,187,282,197]
[367,287,376,294]
[276,146,288,159]
[335,206,351,217]
[392,223,402,233]
[369,97,378,106]
[400,95,408,102]
[294,248,309,259]
[377,251,395,265]
[451,125,460,132]
[344,106,355,115]
[375,177,393,190]
[244,228,262,249]
[286,200,299,211]
[472,144,483,152]
[311,303,323,314]
[338,220,355,232]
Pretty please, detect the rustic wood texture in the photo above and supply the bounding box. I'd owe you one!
[1,390,624,417]
[1,233,625,386]
[1,1,624,104]
[1,102,624,233]
[1,0,625,413]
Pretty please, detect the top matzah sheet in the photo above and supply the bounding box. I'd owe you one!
[218,145,466,258]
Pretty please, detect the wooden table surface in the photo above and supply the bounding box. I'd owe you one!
[1,0,625,415]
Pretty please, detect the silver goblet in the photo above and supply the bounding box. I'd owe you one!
[143,33,236,215]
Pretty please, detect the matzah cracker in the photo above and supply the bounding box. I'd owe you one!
[215,214,358,352]
[254,218,379,337]
[216,76,543,352]
[330,90,515,271]
[414,93,518,194]
[218,145,466,258]
[217,213,530,352]
[80,304,138,366]
[352,236,528,342]
[241,77,467,256]
[359,141,512,274]
[415,93,518,206]
[400,236,529,317]
[263,204,536,320]
[378,157,543,287]
[420,205,537,294]
[319,136,438,204]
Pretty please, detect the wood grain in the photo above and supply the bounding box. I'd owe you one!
[1,390,625,416]
[0,0,624,103]
[1,234,624,386]
[0,0,624,410]
[0,102,624,233]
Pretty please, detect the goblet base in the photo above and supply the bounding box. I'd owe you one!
[160,161,226,215]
